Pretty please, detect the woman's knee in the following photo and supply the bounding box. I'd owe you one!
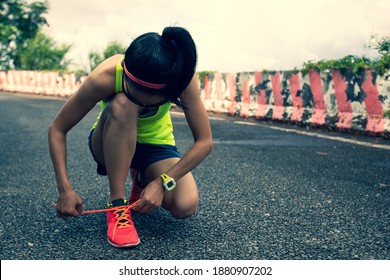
[168,197,199,219]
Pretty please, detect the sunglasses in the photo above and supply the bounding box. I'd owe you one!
[122,73,169,108]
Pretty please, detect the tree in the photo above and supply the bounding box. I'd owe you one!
[368,34,390,56]
[20,29,72,70]
[0,0,48,70]
[103,41,126,59]
[88,51,103,73]
[88,41,126,71]
[368,34,390,76]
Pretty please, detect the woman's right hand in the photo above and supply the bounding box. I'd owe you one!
[55,189,83,219]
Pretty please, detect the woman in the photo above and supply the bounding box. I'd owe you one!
[48,26,213,248]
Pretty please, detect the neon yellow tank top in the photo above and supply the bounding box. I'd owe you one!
[91,56,175,145]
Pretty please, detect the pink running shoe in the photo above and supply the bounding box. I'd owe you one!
[106,198,140,248]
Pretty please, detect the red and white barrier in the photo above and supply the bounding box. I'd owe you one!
[1,68,389,135]
[0,70,84,97]
[200,69,390,135]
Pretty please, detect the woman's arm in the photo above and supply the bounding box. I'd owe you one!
[48,55,120,217]
[164,74,213,181]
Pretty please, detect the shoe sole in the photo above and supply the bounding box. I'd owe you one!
[107,237,140,248]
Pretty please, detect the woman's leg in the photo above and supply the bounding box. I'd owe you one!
[143,158,199,219]
[90,94,138,202]
[90,94,141,248]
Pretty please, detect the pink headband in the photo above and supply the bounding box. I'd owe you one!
[123,63,166,90]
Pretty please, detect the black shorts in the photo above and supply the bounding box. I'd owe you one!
[88,129,181,176]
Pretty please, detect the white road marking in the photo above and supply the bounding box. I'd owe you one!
[170,110,389,150]
[233,121,390,150]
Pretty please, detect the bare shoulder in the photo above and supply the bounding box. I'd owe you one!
[73,54,123,104]
[85,54,123,95]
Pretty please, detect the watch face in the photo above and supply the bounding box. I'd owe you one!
[161,174,176,191]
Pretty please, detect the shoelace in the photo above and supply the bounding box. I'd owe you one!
[112,205,133,229]
[51,199,140,215]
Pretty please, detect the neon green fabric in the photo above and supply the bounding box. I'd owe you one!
[91,56,175,145]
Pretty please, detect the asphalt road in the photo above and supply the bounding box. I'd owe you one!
[0,92,389,260]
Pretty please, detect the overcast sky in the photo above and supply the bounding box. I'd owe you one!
[36,0,390,72]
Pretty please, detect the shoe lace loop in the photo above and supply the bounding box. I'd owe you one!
[113,205,132,228]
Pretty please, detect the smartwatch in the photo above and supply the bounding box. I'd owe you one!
[160,173,176,191]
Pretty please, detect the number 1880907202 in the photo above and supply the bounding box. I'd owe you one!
[212,266,272,276]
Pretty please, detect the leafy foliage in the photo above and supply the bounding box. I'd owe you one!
[0,0,49,70]
[368,34,390,56]
[88,41,126,71]
[20,29,72,70]
[301,35,390,77]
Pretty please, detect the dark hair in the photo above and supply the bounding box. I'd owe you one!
[124,26,197,104]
